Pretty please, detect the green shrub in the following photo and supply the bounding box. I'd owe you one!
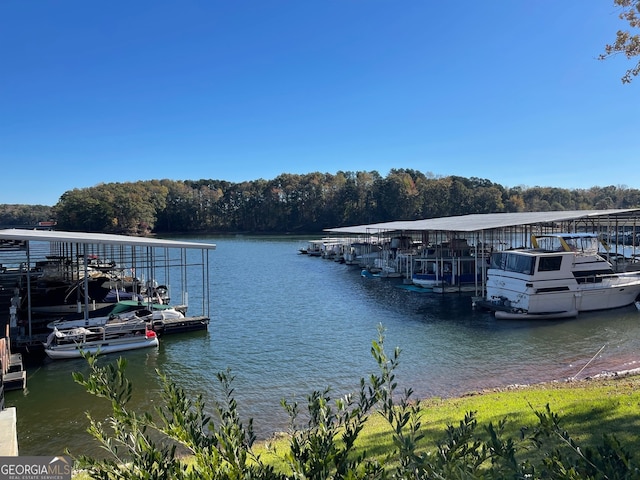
[69,325,640,479]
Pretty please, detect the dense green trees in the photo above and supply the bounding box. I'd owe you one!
[1,172,639,234]
[0,203,53,227]
[53,182,167,235]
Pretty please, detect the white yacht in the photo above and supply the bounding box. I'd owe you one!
[483,233,640,319]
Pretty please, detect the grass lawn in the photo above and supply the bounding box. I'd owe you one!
[255,373,640,473]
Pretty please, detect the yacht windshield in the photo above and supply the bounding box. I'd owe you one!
[535,234,599,253]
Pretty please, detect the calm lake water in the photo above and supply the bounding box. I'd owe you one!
[6,235,640,457]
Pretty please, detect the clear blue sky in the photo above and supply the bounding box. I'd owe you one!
[1,1,638,206]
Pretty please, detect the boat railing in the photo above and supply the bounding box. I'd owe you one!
[102,321,148,337]
[52,320,148,345]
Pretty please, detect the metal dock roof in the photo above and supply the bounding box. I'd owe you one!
[0,228,216,250]
[324,209,640,234]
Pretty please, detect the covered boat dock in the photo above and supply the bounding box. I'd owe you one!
[323,209,640,293]
[0,229,217,353]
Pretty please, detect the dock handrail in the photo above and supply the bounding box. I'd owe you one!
[1,325,9,410]
[1,325,9,378]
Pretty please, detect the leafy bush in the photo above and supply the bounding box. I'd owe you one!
[70,326,639,479]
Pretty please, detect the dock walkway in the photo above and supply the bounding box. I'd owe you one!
[1,327,26,392]
[0,407,18,455]
[1,329,21,456]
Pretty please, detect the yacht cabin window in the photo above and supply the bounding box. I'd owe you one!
[537,256,563,272]
[506,253,534,275]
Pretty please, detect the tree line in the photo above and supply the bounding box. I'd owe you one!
[2,170,639,235]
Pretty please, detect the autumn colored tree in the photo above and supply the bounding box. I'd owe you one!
[13,174,640,234]
[600,0,640,82]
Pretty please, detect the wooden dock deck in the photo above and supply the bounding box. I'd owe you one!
[1,327,26,392]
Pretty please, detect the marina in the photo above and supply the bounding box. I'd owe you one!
[3,234,640,458]
[321,209,640,311]
[3,210,640,456]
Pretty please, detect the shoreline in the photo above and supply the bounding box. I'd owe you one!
[459,364,640,399]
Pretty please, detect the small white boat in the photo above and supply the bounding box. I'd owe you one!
[43,326,159,360]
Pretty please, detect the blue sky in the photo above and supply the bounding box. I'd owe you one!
[1,1,638,206]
